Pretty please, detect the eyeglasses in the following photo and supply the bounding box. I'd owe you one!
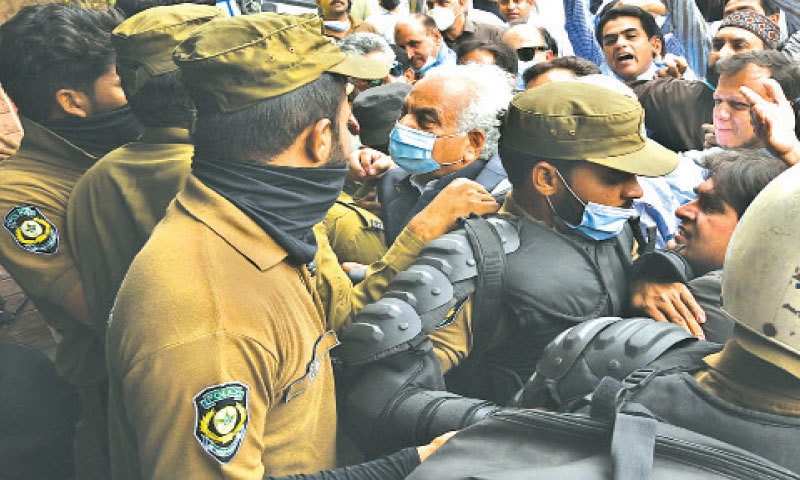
[389,61,404,77]
[516,46,549,62]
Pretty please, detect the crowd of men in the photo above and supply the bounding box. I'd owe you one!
[0,0,799,478]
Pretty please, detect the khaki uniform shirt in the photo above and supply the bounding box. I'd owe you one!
[324,192,387,265]
[429,193,526,373]
[67,127,193,333]
[108,176,338,479]
[696,331,800,417]
[108,175,425,479]
[0,118,101,385]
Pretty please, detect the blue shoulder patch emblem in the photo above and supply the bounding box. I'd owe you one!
[193,382,249,464]
[3,205,58,254]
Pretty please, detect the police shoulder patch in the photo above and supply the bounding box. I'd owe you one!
[193,382,249,464]
[3,205,59,254]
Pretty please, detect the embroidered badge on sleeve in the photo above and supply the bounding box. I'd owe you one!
[3,205,59,254]
[193,382,249,464]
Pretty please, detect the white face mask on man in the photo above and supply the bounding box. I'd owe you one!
[430,6,456,31]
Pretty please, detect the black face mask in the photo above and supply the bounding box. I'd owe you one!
[192,157,348,265]
[40,104,143,157]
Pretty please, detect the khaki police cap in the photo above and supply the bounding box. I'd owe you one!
[501,82,678,177]
[113,4,222,98]
[173,13,390,113]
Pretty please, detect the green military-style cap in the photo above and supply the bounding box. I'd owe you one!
[173,13,390,113]
[112,4,223,98]
[501,82,678,177]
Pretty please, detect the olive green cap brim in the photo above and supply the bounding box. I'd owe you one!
[173,13,389,113]
[501,82,679,177]
[113,4,223,98]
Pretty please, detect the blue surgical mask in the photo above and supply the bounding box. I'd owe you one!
[324,20,351,32]
[388,123,463,175]
[548,169,637,241]
[516,59,537,91]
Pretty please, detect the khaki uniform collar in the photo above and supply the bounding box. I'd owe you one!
[177,175,289,271]
[697,329,800,415]
[499,190,545,225]
[17,117,97,168]
[139,127,192,145]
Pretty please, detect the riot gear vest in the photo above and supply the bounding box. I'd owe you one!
[443,215,635,403]
[625,372,800,473]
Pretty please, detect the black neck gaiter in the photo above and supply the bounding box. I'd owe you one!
[192,157,348,265]
[41,105,143,157]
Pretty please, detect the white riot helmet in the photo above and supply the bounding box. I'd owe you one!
[723,163,800,362]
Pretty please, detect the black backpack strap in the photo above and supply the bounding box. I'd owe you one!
[591,375,660,480]
[627,216,656,256]
[460,214,507,358]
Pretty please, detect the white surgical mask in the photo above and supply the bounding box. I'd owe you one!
[430,6,456,31]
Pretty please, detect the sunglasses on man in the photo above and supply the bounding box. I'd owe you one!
[516,46,549,62]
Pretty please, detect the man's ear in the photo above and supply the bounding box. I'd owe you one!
[54,88,92,118]
[465,129,485,162]
[307,117,333,165]
[650,36,663,58]
[545,50,555,61]
[532,161,559,196]
[432,28,443,45]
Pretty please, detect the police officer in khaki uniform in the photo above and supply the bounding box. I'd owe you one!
[0,5,139,479]
[532,164,800,472]
[333,80,679,457]
[67,3,223,354]
[68,3,463,343]
[106,13,497,480]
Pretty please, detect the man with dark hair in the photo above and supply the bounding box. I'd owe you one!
[596,4,664,82]
[710,50,800,150]
[497,0,534,24]
[65,9,226,479]
[634,10,782,152]
[626,52,800,336]
[395,13,457,78]
[522,55,601,89]
[318,0,379,43]
[526,160,800,473]
[334,81,679,456]
[67,2,222,398]
[456,38,518,77]
[106,13,496,479]
[0,4,137,479]
[630,149,789,342]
